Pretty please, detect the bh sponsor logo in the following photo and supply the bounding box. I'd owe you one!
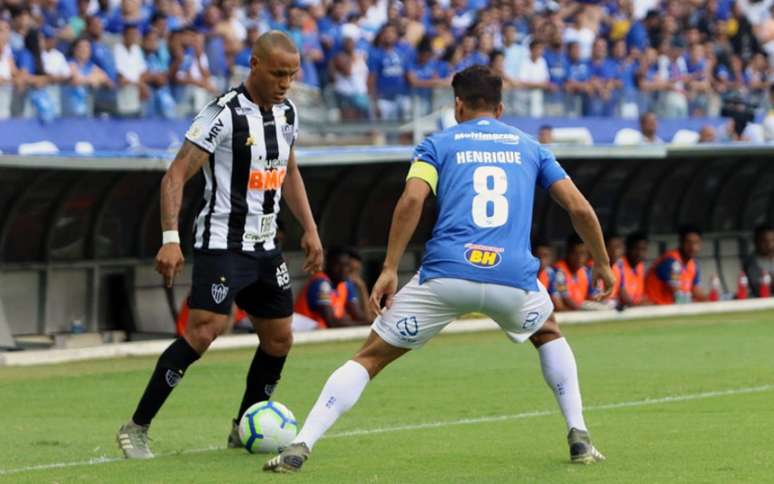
[464,243,504,269]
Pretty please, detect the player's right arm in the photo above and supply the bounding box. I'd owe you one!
[156,141,210,288]
[549,178,615,300]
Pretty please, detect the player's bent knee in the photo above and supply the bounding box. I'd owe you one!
[184,322,222,353]
[260,330,293,356]
[529,316,562,348]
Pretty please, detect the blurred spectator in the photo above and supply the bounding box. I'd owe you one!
[617,231,649,308]
[603,233,625,307]
[638,111,663,144]
[0,19,20,119]
[170,27,216,117]
[515,39,551,117]
[610,39,638,118]
[533,239,555,290]
[407,36,448,116]
[114,23,147,117]
[538,124,553,144]
[656,41,689,118]
[368,23,412,120]
[744,224,774,297]
[142,27,176,119]
[564,41,592,116]
[345,248,369,317]
[645,225,707,304]
[294,248,369,329]
[332,31,371,120]
[64,37,113,116]
[19,30,58,123]
[549,234,594,312]
[588,37,619,117]
[698,125,717,143]
[285,6,324,88]
[764,85,774,141]
[85,15,117,81]
[685,43,713,116]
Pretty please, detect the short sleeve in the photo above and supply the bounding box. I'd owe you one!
[185,100,231,153]
[407,136,440,193]
[536,145,568,189]
[307,279,333,313]
[345,280,359,303]
[693,262,701,286]
[655,257,681,286]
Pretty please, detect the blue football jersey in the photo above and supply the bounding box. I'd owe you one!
[412,117,568,291]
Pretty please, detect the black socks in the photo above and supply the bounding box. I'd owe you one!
[236,346,287,421]
[132,337,201,426]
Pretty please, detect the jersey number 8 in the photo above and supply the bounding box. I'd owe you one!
[472,166,508,228]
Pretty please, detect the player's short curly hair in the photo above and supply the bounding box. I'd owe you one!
[451,65,502,111]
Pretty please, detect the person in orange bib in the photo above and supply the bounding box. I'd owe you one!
[294,248,369,328]
[550,234,594,311]
[645,225,707,304]
[617,231,649,307]
[533,239,556,290]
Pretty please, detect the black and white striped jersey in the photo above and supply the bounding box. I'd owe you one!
[184,84,298,252]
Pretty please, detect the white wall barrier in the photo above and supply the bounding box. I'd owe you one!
[1,298,773,367]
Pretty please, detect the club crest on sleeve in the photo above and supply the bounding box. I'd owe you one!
[211,281,229,304]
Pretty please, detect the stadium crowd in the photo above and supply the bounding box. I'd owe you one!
[2,0,774,124]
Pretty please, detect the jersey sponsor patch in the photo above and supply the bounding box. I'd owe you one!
[248,168,287,191]
[464,243,504,268]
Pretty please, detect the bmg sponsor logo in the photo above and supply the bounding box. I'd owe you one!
[464,243,504,268]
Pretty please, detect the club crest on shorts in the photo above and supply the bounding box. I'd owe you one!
[211,279,229,304]
[264,383,277,396]
[165,369,182,387]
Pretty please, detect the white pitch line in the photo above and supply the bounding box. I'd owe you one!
[1,384,771,476]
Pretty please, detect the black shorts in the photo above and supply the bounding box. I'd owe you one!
[189,249,293,319]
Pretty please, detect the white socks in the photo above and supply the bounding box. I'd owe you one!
[293,360,370,449]
[538,337,587,431]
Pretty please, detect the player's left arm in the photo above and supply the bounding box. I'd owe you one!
[283,147,323,273]
[369,178,431,314]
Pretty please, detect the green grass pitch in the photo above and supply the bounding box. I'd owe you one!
[1,310,773,483]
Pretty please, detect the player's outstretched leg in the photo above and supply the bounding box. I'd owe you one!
[117,310,228,459]
[229,316,293,448]
[530,315,605,464]
[263,332,408,472]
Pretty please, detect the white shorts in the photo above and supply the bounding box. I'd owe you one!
[372,274,554,349]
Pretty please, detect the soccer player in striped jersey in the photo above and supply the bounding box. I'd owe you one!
[117,31,323,459]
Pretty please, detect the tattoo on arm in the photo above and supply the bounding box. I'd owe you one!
[160,141,210,231]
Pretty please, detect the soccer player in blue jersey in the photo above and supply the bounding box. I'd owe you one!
[265,65,616,472]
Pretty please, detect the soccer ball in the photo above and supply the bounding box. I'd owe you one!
[238,400,298,453]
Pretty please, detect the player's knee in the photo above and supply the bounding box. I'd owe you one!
[529,317,562,348]
[260,330,293,356]
[184,323,220,353]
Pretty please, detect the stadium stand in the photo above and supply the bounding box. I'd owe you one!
[1,0,774,145]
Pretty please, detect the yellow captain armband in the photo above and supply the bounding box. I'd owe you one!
[406,160,438,194]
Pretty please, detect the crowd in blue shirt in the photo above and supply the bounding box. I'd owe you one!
[1,0,772,122]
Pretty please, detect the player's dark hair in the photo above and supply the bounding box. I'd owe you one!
[451,65,502,111]
[532,237,551,249]
[677,224,702,242]
[625,231,648,249]
[566,233,584,250]
[754,223,774,241]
